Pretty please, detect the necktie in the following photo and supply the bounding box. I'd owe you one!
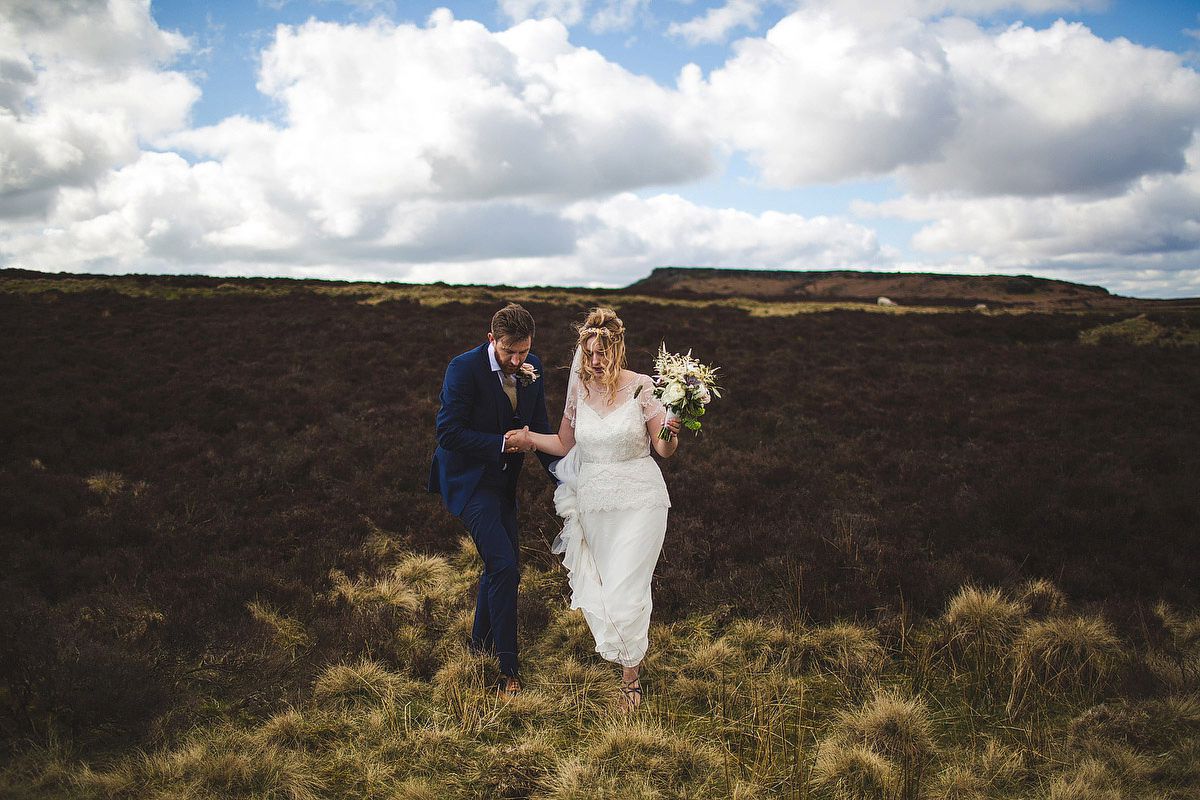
[502,373,517,411]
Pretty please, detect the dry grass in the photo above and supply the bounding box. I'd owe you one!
[246,600,311,656]
[85,470,125,503]
[794,622,888,682]
[1079,314,1200,347]
[811,742,898,800]
[6,565,1200,800]
[828,688,937,800]
[934,586,1027,691]
[1007,615,1123,713]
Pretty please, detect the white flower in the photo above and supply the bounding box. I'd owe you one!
[662,382,686,405]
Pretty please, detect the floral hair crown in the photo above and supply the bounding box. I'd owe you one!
[578,324,624,340]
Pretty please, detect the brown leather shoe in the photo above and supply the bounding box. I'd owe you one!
[496,675,523,699]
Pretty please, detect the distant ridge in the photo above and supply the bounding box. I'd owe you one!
[4,267,1197,309]
[625,267,1198,309]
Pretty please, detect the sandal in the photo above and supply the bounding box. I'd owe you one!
[620,678,643,710]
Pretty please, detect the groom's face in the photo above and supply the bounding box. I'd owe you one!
[489,333,532,375]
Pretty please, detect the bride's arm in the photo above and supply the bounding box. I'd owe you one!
[639,374,680,458]
[506,414,574,457]
[648,410,680,458]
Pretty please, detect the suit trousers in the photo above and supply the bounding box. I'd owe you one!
[459,482,520,677]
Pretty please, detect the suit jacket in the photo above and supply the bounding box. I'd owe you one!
[428,343,555,515]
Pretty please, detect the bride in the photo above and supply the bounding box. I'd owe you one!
[504,308,681,709]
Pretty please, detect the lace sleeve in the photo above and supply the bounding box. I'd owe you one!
[637,374,665,422]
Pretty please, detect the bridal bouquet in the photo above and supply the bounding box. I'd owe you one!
[652,344,721,439]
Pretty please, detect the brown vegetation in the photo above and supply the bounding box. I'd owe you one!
[1,271,1198,773]
[629,266,1200,310]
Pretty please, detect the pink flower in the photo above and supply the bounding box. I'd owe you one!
[516,362,539,386]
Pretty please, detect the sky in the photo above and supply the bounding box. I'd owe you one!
[2,1,1199,297]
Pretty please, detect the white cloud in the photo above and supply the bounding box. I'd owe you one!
[2,0,1198,298]
[500,0,649,31]
[903,19,1200,196]
[854,138,1200,296]
[589,0,649,33]
[667,0,766,46]
[0,0,196,217]
[365,192,890,287]
[805,0,1106,25]
[239,13,715,214]
[562,192,891,285]
[694,9,959,185]
[500,0,588,27]
[696,11,1200,195]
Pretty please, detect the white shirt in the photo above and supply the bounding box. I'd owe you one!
[487,342,506,383]
[489,342,514,454]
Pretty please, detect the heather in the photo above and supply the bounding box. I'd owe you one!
[1,273,1198,797]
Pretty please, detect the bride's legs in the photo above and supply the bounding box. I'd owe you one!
[620,664,642,710]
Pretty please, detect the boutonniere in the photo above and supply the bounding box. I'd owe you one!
[516,362,539,387]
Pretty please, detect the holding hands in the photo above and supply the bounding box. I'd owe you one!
[505,426,536,453]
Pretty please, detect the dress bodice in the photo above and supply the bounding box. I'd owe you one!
[565,374,670,514]
[575,394,654,464]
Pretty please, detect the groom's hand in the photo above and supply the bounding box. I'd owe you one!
[504,426,535,453]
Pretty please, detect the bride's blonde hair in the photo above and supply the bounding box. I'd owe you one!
[574,308,626,401]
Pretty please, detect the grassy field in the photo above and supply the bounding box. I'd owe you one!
[6,548,1200,799]
[2,271,1198,797]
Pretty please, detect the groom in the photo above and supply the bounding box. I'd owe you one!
[428,303,554,697]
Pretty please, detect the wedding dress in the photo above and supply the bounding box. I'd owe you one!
[552,372,670,668]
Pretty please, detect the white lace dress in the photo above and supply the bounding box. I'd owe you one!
[551,374,670,667]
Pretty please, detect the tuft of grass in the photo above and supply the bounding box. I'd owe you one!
[392,777,442,800]
[831,688,937,800]
[1008,615,1123,714]
[393,553,454,593]
[1079,314,1200,347]
[1018,578,1067,619]
[794,622,888,683]
[76,725,327,800]
[811,742,898,800]
[1045,758,1124,800]
[469,730,561,798]
[543,718,722,798]
[453,534,483,572]
[929,738,1028,800]
[541,606,604,664]
[312,659,413,712]
[326,568,422,614]
[722,619,792,670]
[935,586,1026,689]
[1155,601,1200,653]
[432,648,499,729]
[247,600,310,656]
[85,470,125,503]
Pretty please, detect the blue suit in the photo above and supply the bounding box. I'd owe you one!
[428,343,553,677]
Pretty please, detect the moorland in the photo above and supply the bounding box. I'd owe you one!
[1,268,1199,799]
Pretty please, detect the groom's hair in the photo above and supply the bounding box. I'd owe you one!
[491,303,535,343]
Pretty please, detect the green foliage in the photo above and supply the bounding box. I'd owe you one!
[1079,313,1200,346]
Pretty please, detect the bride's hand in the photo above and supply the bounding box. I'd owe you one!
[505,426,535,453]
[663,417,682,438]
